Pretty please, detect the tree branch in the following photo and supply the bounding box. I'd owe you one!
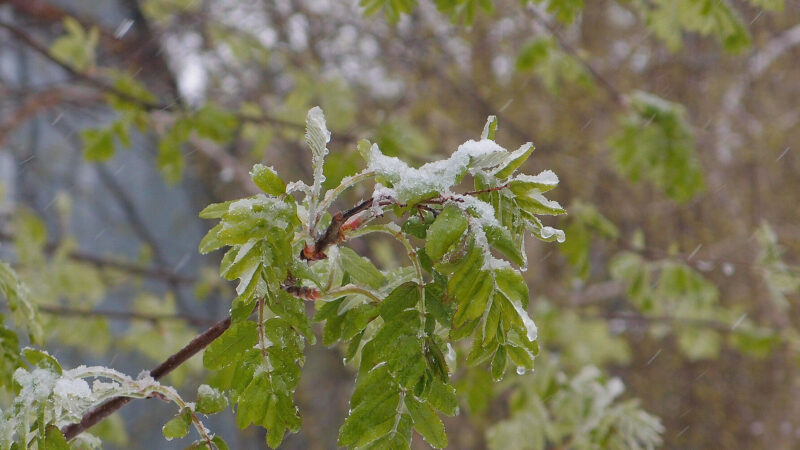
[525,7,629,108]
[35,304,216,327]
[0,20,312,131]
[580,310,739,333]
[61,315,232,441]
[0,230,195,284]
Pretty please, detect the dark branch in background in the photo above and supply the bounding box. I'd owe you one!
[0,230,194,284]
[525,7,629,108]
[580,310,740,333]
[61,315,232,441]
[0,87,102,147]
[36,304,216,327]
[0,20,164,110]
[0,20,341,133]
[94,166,194,311]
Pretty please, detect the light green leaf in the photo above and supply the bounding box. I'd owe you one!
[426,205,468,261]
[426,379,459,416]
[340,247,385,289]
[481,115,498,140]
[493,142,535,179]
[81,128,115,161]
[196,384,228,414]
[44,425,70,450]
[610,91,704,202]
[250,164,286,196]
[162,408,192,440]
[22,348,61,375]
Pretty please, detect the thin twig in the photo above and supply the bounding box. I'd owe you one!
[526,7,629,108]
[0,20,311,131]
[61,315,232,441]
[35,304,216,327]
[579,310,739,333]
[0,230,195,284]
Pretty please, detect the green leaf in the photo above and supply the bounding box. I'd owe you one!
[610,91,704,202]
[543,0,584,23]
[481,115,498,140]
[211,436,230,450]
[485,225,524,266]
[193,103,239,142]
[196,384,228,414]
[341,304,379,341]
[81,128,115,161]
[22,348,61,374]
[162,408,192,440]
[158,130,185,183]
[203,321,259,370]
[424,273,453,326]
[360,310,421,371]
[339,384,401,447]
[43,425,69,450]
[199,201,233,219]
[379,282,420,320]
[516,38,551,72]
[493,143,535,179]
[402,211,434,239]
[426,205,468,261]
[643,0,750,53]
[339,247,385,289]
[0,262,43,344]
[491,345,507,381]
[49,17,97,71]
[451,266,493,328]
[426,379,459,416]
[198,223,224,254]
[405,395,448,448]
[250,164,286,195]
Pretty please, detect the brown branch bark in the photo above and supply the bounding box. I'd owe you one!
[61,315,232,441]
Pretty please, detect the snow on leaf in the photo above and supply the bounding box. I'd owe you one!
[305,106,330,226]
[366,139,508,205]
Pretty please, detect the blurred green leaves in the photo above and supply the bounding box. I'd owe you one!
[610,91,704,203]
[49,17,98,72]
[639,0,751,53]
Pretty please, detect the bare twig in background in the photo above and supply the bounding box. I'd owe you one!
[1,302,216,327]
[0,230,195,284]
[525,6,628,108]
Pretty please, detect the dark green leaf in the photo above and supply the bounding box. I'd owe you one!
[379,282,420,320]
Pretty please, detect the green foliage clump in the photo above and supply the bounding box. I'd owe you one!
[610,91,705,203]
[195,108,566,448]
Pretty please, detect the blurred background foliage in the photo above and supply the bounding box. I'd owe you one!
[0,0,798,448]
